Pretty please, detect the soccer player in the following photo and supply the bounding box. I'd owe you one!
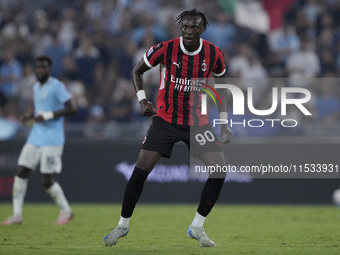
[103,9,232,247]
[2,55,76,225]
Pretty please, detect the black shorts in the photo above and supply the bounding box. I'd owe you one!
[141,116,222,158]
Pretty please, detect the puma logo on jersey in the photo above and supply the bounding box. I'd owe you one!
[173,62,181,68]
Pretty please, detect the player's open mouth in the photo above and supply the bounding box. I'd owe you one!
[184,38,193,43]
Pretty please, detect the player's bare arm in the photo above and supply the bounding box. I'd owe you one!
[35,100,76,123]
[214,73,232,144]
[131,58,156,117]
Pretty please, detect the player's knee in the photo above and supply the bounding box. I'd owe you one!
[210,173,227,180]
[135,150,161,172]
[16,167,32,179]
[135,159,154,172]
[135,163,152,172]
[41,175,54,189]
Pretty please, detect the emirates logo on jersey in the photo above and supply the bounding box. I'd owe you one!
[170,75,206,92]
[201,60,207,72]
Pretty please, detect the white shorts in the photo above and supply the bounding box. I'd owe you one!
[17,143,63,174]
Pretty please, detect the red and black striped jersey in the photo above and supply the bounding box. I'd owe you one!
[143,36,226,126]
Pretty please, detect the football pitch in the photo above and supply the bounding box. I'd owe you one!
[1,203,340,255]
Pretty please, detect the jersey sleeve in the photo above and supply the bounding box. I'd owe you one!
[212,47,226,77]
[143,42,165,68]
[56,81,72,104]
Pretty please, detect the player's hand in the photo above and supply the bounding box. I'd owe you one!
[220,124,232,144]
[34,115,45,123]
[19,113,33,125]
[140,100,157,117]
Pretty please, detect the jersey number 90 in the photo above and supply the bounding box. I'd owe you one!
[195,130,215,145]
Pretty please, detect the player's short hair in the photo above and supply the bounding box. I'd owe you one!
[34,55,53,67]
[175,9,209,31]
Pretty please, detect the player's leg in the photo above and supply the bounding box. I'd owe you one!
[103,117,177,246]
[120,117,176,219]
[2,166,32,225]
[121,149,161,218]
[42,174,73,224]
[41,146,73,225]
[187,151,226,247]
[197,151,226,217]
[188,151,226,247]
[2,143,39,225]
[187,123,227,247]
[103,149,162,246]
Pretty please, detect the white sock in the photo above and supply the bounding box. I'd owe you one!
[46,182,71,213]
[118,216,130,227]
[191,212,206,227]
[12,176,28,217]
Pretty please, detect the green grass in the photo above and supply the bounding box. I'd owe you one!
[1,203,340,255]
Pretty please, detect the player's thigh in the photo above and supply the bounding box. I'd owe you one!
[141,117,179,159]
[40,146,63,174]
[17,143,40,171]
[188,124,223,158]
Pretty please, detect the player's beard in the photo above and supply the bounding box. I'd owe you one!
[37,73,49,85]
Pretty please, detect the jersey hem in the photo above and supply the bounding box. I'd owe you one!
[213,68,226,77]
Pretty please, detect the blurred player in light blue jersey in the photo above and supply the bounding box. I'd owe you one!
[2,55,76,225]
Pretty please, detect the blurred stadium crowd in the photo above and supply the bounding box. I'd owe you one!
[0,0,339,139]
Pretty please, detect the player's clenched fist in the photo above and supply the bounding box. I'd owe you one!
[140,100,157,117]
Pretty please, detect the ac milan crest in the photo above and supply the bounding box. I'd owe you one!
[201,61,207,72]
[142,134,148,144]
